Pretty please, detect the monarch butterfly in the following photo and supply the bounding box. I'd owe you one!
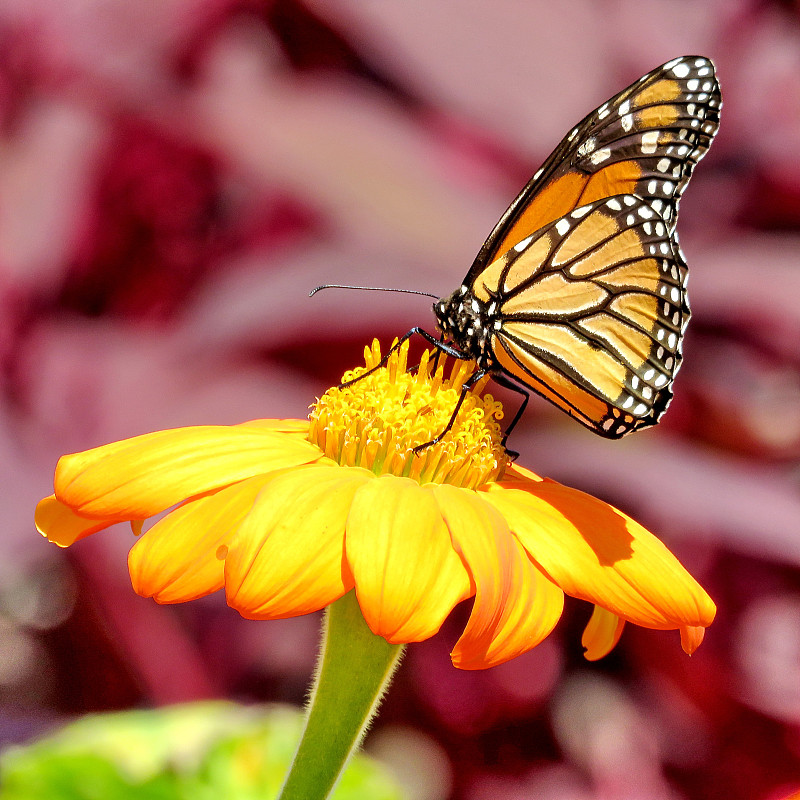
[318,55,721,450]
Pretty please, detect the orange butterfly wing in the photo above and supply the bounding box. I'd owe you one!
[483,195,688,436]
[466,55,721,281]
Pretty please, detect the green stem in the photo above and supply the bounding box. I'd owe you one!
[277,590,405,800]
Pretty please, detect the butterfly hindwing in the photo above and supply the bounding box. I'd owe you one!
[484,194,688,436]
[467,55,721,280]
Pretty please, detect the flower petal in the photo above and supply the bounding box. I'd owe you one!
[582,605,626,661]
[236,419,310,438]
[680,625,705,655]
[35,495,123,546]
[345,476,471,643]
[129,474,275,604]
[430,484,563,669]
[484,479,715,630]
[55,425,322,519]
[225,465,369,619]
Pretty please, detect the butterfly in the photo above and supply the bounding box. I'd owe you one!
[329,55,721,449]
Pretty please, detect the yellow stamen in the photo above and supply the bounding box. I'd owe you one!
[308,340,508,489]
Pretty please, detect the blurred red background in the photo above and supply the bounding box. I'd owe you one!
[3,1,800,798]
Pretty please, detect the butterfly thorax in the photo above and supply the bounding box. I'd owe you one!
[434,286,496,369]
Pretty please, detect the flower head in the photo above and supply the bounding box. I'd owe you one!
[35,340,715,669]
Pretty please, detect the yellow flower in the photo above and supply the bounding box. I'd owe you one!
[35,340,714,669]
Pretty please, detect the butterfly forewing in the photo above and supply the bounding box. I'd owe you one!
[467,55,721,278]
[488,195,688,437]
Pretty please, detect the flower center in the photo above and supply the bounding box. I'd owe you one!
[308,339,508,488]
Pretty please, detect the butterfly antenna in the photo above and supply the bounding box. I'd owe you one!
[310,284,439,299]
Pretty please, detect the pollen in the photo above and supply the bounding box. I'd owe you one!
[308,339,508,489]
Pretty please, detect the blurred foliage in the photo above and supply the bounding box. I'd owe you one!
[0,702,405,800]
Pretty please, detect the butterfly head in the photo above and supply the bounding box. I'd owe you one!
[434,285,495,367]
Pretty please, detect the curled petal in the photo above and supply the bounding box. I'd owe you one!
[582,606,626,661]
[225,465,369,619]
[484,479,715,631]
[55,425,322,519]
[129,474,274,604]
[35,495,124,546]
[345,476,471,643]
[680,625,705,654]
[430,484,563,669]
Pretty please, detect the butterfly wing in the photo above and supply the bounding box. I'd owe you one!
[467,55,721,281]
[481,194,688,437]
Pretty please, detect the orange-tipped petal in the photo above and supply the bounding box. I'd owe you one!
[35,494,124,547]
[582,606,626,661]
[680,625,705,654]
[345,476,472,643]
[484,478,715,631]
[54,425,322,519]
[225,465,369,619]
[129,474,275,604]
[430,484,563,669]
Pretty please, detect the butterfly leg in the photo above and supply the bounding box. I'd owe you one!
[412,368,488,454]
[486,372,530,460]
[339,328,466,389]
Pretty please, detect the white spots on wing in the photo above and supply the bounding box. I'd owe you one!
[641,130,659,154]
[671,62,690,79]
[642,386,653,400]
[533,168,544,180]
[571,204,593,219]
[643,368,655,381]
[670,287,680,303]
[471,298,481,313]
[654,372,669,388]
[626,213,636,226]
[651,199,663,213]
[637,204,655,219]
[662,180,674,194]
[622,395,634,409]
[657,157,670,173]
[631,375,640,389]
[555,219,571,236]
[590,148,611,165]
[567,127,579,142]
[623,196,637,206]
[621,113,634,132]
[633,402,648,416]
[687,80,699,92]
[598,103,610,119]
[618,99,631,115]
[606,198,622,211]
[655,221,665,236]
[660,242,670,255]
[577,136,597,157]
[513,235,534,252]
[643,221,652,235]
